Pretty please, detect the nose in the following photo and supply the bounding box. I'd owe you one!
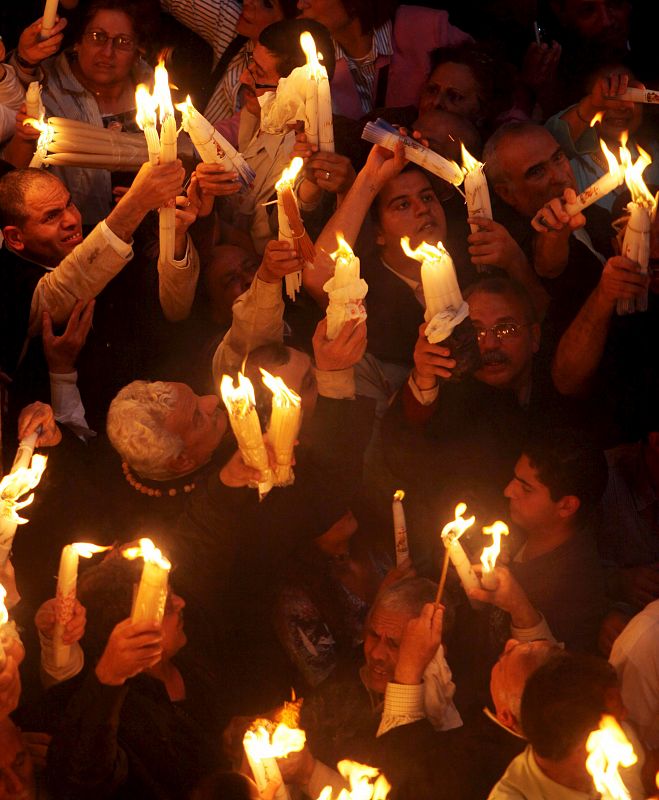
[201,394,219,413]
[411,197,429,217]
[479,328,501,351]
[61,205,79,229]
[369,636,388,661]
[172,594,185,611]
[503,479,516,499]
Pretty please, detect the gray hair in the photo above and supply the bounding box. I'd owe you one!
[107,380,183,480]
[372,577,438,619]
[482,121,547,187]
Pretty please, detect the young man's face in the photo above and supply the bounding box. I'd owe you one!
[504,454,560,533]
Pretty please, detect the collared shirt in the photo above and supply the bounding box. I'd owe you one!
[334,20,393,114]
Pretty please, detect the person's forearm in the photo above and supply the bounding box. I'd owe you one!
[305,167,382,306]
[158,236,199,322]
[551,286,613,396]
[105,191,149,242]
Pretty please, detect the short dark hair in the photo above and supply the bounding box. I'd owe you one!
[522,428,608,527]
[0,168,62,229]
[259,19,336,80]
[338,0,398,35]
[372,164,435,225]
[71,0,158,48]
[464,276,538,324]
[521,652,617,760]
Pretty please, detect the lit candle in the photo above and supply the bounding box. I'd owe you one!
[392,490,409,567]
[617,140,657,315]
[275,157,315,300]
[260,369,302,487]
[440,502,480,596]
[123,538,172,625]
[153,62,178,264]
[25,82,44,121]
[479,521,509,590]
[362,118,464,186]
[40,0,59,39]
[220,373,273,498]
[586,715,637,800]
[300,32,334,153]
[0,452,48,567]
[243,721,306,800]
[323,236,368,340]
[461,143,492,241]
[0,584,9,670]
[400,237,468,344]
[563,139,624,215]
[53,542,110,667]
[23,117,54,169]
[135,84,160,165]
[618,87,659,104]
[332,760,391,800]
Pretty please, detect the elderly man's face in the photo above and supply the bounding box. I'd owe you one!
[162,383,227,474]
[493,128,575,218]
[469,290,540,393]
[0,721,35,800]
[363,605,413,694]
[6,178,83,268]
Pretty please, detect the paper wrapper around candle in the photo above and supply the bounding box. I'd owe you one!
[123,538,171,625]
[260,369,302,487]
[221,374,273,498]
[441,503,481,606]
[323,237,368,340]
[362,118,464,186]
[586,715,637,800]
[393,490,409,567]
[243,721,306,800]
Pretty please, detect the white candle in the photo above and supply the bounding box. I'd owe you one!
[392,490,409,567]
[0,584,8,670]
[243,723,306,800]
[12,432,38,472]
[401,238,462,320]
[479,521,509,591]
[275,157,308,300]
[41,0,59,39]
[260,370,302,487]
[323,236,368,340]
[0,450,48,567]
[25,82,44,121]
[564,139,623,215]
[317,69,334,153]
[153,63,178,264]
[300,33,319,147]
[619,87,659,104]
[123,538,172,626]
[441,503,480,596]
[461,143,492,240]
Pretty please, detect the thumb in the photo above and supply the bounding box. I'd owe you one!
[42,311,54,341]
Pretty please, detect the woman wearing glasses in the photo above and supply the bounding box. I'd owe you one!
[11,0,156,225]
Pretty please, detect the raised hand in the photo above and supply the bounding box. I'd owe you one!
[194,162,241,198]
[412,322,455,389]
[257,240,304,283]
[94,619,163,686]
[17,17,67,67]
[312,317,367,371]
[42,299,95,374]
[394,602,443,684]
[35,597,86,645]
[17,401,62,447]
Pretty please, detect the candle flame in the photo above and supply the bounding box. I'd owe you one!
[328,760,391,800]
[590,111,604,127]
[330,235,356,267]
[400,237,448,264]
[153,61,175,123]
[135,83,158,131]
[619,137,656,207]
[275,156,304,191]
[260,369,301,408]
[599,139,622,177]
[300,31,322,76]
[0,455,48,524]
[586,715,637,800]
[243,721,306,760]
[441,502,476,546]
[480,520,510,574]
[461,142,483,174]
[393,489,405,502]
[23,115,54,156]
[221,373,257,419]
[174,94,194,120]
[122,538,171,570]
[71,542,111,559]
[0,584,7,627]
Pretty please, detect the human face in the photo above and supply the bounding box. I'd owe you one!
[297,0,351,34]
[163,383,227,474]
[469,291,539,393]
[419,62,483,123]
[160,592,187,659]
[490,639,556,727]
[10,178,83,267]
[0,721,35,800]
[376,171,447,261]
[274,348,318,421]
[239,44,281,116]
[363,606,412,694]
[494,129,575,218]
[205,245,259,327]
[75,10,139,87]
[237,0,285,41]
[557,0,630,48]
[504,454,558,533]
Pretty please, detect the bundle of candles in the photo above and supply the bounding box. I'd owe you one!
[461,142,493,267]
[259,31,333,147]
[586,715,637,800]
[563,136,625,216]
[26,117,149,171]
[177,95,255,190]
[617,140,657,315]
[260,369,302,487]
[135,61,179,262]
[362,119,464,186]
[323,237,368,340]
[123,538,172,625]
[316,760,391,800]
[275,157,316,299]
[0,434,48,567]
[243,719,306,800]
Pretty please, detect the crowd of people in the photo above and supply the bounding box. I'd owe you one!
[0,0,657,797]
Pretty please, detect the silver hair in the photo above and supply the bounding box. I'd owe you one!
[482,121,547,187]
[371,577,438,619]
[107,380,183,480]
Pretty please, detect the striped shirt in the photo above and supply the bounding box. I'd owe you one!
[334,20,393,114]
[159,0,245,122]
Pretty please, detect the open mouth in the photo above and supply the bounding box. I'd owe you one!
[62,231,82,245]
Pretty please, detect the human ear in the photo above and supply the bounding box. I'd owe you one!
[2,226,25,252]
[557,495,580,519]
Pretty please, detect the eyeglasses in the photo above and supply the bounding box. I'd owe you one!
[473,322,532,342]
[83,30,137,51]
[245,57,278,90]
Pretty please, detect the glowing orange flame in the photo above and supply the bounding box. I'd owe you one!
[122,538,171,570]
[480,521,510,574]
[599,139,622,177]
[393,489,405,502]
[461,142,483,174]
[332,760,392,800]
[260,369,301,408]
[330,235,357,270]
[590,111,604,127]
[300,31,323,77]
[220,373,257,418]
[71,543,111,559]
[0,584,7,627]
[135,83,158,131]
[153,60,175,123]
[400,237,448,264]
[619,137,656,208]
[243,721,306,760]
[0,455,48,524]
[275,156,304,191]
[441,502,476,546]
[586,715,637,800]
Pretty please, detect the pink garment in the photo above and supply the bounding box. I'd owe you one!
[331,5,471,120]
[214,110,241,148]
